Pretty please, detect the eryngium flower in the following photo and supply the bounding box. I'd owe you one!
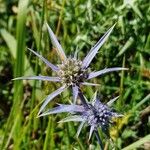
[13,23,127,115]
[39,92,123,149]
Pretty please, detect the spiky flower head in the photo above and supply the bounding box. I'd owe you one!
[57,58,89,86]
[13,23,127,115]
[81,96,122,132]
[39,92,123,149]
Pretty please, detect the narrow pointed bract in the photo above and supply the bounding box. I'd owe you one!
[72,85,79,103]
[89,125,95,140]
[12,76,61,82]
[76,122,85,137]
[59,115,85,123]
[39,104,84,117]
[81,82,100,86]
[107,96,119,106]
[88,67,128,79]
[28,48,59,72]
[82,24,116,69]
[46,23,67,62]
[38,85,67,115]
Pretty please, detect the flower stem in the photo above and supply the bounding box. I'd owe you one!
[94,130,104,150]
[78,88,89,108]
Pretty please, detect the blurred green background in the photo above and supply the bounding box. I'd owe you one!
[0,0,150,149]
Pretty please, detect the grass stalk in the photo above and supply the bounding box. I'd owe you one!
[1,0,29,149]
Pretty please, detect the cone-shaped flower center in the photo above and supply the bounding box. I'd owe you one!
[57,58,89,86]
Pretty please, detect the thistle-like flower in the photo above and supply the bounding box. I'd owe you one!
[39,92,123,150]
[13,23,127,115]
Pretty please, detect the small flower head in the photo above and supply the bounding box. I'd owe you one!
[39,93,122,139]
[81,98,120,130]
[38,92,122,149]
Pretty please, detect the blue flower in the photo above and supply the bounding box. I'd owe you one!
[39,92,123,149]
[13,23,127,115]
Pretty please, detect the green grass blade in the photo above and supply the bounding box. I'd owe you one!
[0,29,16,58]
[133,93,150,111]
[1,0,29,149]
[0,28,33,75]
[117,37,134,57]
[122,134,150,150]
[43,117,54,150]
[12,0,30,148]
